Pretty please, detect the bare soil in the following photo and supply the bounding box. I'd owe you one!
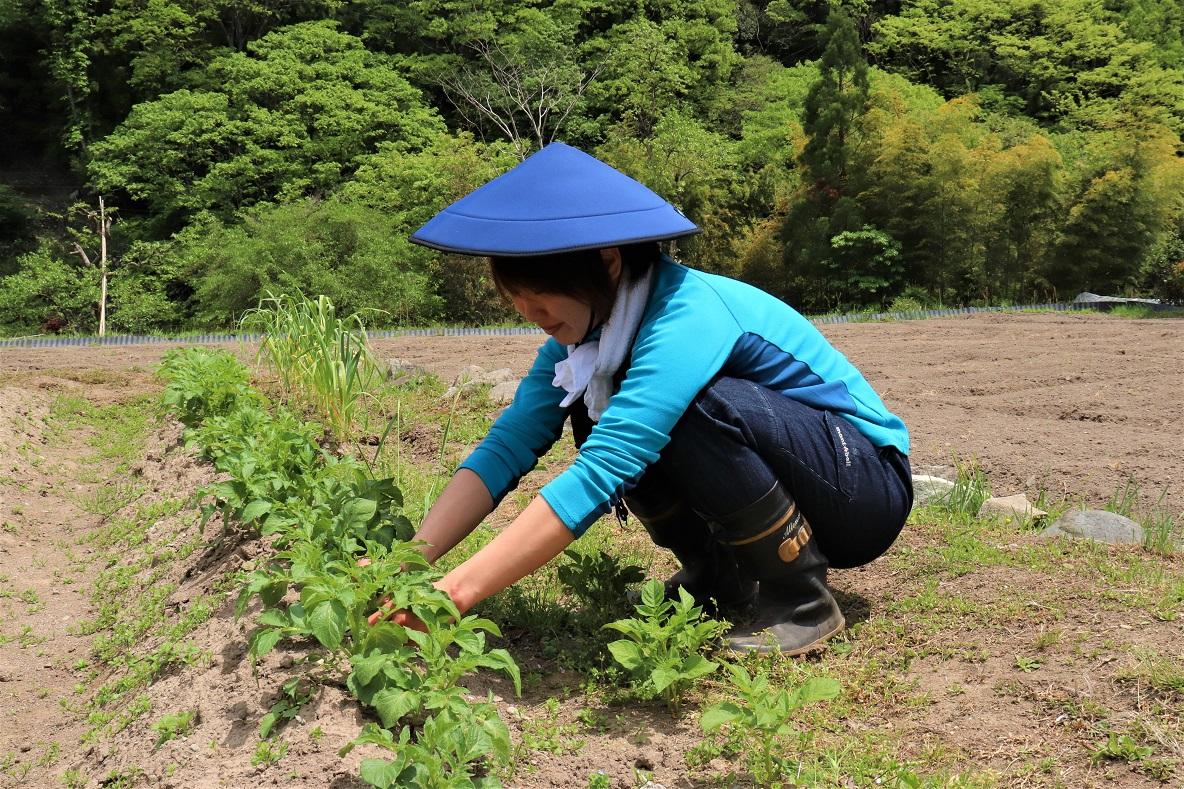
[0,312,1181,788]
[3,312,1179,512]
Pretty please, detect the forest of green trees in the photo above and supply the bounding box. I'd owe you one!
[1,0,1182,335]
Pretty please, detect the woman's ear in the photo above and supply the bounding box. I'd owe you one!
[600,247,623,286]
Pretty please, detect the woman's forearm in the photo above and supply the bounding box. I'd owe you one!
[438,494,575,614]
[413,468,495,563]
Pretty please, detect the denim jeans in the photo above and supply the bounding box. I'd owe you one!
[571,376,912,569]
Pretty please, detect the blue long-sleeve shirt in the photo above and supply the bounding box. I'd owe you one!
[459,258,909,536]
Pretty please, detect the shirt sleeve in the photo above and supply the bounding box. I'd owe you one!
[457,339,571,504]
[540,278,741,536]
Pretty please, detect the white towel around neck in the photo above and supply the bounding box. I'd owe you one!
[552,267,653,422]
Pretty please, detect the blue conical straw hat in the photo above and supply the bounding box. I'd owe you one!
[410,142,699,256]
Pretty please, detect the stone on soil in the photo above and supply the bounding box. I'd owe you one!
[977,494,1047,522]
[911,474,955,508]
[385,357,428,384]
[488,380,518,405]
[1040,509,1144,545]
[443,366,518,400]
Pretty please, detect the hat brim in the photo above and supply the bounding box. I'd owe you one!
[410,204,700,257]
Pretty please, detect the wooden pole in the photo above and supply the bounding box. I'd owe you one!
[98,196,109,338]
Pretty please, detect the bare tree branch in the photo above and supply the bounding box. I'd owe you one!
[442,40,601,158]
[71,242,93,268]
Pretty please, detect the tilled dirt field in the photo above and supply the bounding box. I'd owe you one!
[0,311,1182,789]
[3,312,1181,513]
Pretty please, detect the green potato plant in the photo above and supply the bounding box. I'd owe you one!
[604,579,729,712]
[700,664,840,785]
[160,348,523,788]
[258,678,313,739]
[557,548,645,620]
[349,615,521,726]
[342,713,510,789]
[158,348,261,428]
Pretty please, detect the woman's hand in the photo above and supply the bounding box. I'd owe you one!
[362,493,575,633]
[357,556,431,632]
[366,600,428,632]
[425,495,575,614]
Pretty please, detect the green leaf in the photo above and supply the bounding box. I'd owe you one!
[241,498,271,522]
[211,480,240,503]
[371,477,403,508]
[362,622,409,656]
[339,497,377,531]
[258,710,279,739]
[639,578,666,609]
[679,654,718,681]
[481,714,512,764]
[462,616,502,638]
[259,580,287,608]
[790,677,841,707]
[359,758,403,789]
[307,599,347,650]
[700,702,743,732]
[372,688,422,728]
[260,512,297,535]
[249,627,283,659]
[351,652,387,686]
[650,665,678,694]
[356,722,401,751]
[471,649,522,696]
[602,619,646,641]
[724,662,753,692]
[607,640,644,671]
[452,626,485,654]
[234,585,253,619]
[257,608,289,628]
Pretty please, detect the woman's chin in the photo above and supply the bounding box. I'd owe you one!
[544,326,576,343]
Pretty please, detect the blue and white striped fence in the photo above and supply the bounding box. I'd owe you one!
[0,301,1096,349]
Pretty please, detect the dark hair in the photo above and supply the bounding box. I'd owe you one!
[489,242,661,321]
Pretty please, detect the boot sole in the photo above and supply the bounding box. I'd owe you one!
[725,615,846,656]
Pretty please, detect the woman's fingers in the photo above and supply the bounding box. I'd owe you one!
[366,595,393,626]
[365,598,428,632]
[394,610,429,633]
[364,597,430,634]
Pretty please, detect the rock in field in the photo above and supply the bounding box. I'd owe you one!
[1040,509,1144,545]
[386,357,428,384]
[443,366,519,401]
[487,380,519,405]
[977,494,1047,523]
[911,474,955,508]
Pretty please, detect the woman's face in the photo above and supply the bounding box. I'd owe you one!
[507,289,593,345]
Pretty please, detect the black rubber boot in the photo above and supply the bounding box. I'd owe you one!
[712,483,845,655]
[625,493,757,619]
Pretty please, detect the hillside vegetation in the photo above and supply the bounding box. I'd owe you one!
[1,0,1183,334]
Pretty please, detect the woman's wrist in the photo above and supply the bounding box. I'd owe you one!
[415,538,442,566]
[437,570,479,615]
[435,496,575,618]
